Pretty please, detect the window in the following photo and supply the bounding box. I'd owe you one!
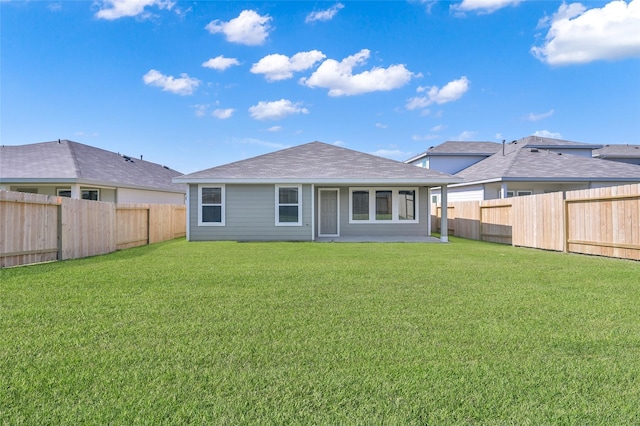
[398,190,416,220]
[349,188,419,223]
[351,190,369,221]
[506,190,532,198]
[376,190,392,220]
[199,185,225,226]
[57,188,99,200]
[276,185,302,226]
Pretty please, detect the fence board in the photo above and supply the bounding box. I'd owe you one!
[1,190,186,267]
[480,199,512,244]
[1,192,60,267]
[512,192,564,251]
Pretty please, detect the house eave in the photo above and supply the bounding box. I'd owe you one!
[1,177,185,194]
[173,177,463,186]
[451,176,640,187]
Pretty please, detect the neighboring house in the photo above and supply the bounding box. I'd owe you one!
[0,140,185,204]
[432,139,640,202]
[593,144,640,165]
[517,135,602,157]
[173,141,461,242]
[405,141,501,174]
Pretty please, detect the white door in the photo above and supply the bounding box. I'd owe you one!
[319,189,339,237]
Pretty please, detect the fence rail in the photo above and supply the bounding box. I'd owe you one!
[432,183,640,261]
[1,191,186,267]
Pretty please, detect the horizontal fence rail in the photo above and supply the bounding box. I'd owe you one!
[432,183,640,261]
[1,191,186,267]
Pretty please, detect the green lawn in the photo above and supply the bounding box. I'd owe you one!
[1,238,639,424]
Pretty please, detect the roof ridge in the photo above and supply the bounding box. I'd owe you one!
[501,143,524,176]
[62,140,83,179]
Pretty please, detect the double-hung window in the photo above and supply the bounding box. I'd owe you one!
[199,185,225,226]
[349,188,418,223]
[276,185,302,226]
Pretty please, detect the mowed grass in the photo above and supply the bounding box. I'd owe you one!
[1,238,639,424]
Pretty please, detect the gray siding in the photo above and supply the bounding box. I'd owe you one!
[189,184,313,241]
[315,186,430,238]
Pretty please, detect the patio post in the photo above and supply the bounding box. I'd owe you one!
[440,185,448,243]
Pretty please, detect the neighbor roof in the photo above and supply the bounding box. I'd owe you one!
[592,144,640,159]
[0,140,185,193]
[405,141,501,163]
[516,135,603,150]
[175,141,461,185]
[455,142,640,184]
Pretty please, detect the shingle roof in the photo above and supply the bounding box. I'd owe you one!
[517,135,603,149]
[1,140,185,193]
[405,141,501,163]
[456,142,640,183]
[593,144,640,159]
[175,141,461,184]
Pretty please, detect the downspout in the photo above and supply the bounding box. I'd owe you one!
[311,184,315,241]
[185,184,191,241]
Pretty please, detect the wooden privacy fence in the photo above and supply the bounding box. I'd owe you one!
[432,183,640,261]
[1,191,186,267]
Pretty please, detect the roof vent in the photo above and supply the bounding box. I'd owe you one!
[530,148,538,153]
[123,155,135,163]
[557,152,562,155]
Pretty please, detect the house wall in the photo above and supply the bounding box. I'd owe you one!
[6,184,116,201]
[188,184,313,241]
[315,186,430,238]
[429,155,489,174]
[117,187,185,204]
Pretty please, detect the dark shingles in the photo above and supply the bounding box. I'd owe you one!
[1,140,184,192]
[178,141,459,182]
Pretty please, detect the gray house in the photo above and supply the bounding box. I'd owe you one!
[439,140,640,201]
[173,142,461,242]
[0,140,185,204]
[405,141,501,174]
[593,144,640,165]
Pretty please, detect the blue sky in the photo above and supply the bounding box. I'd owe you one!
[2,0,639,173]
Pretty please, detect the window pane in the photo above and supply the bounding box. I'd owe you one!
[58,190,71,198]
[376,191,392,220]
[202,206,222,223]
[202,187,221,204]
[352,191,369,220]
[82,190,98,201]
[279,187,298,204]
[398,190,415,220]
[279,206,299,223]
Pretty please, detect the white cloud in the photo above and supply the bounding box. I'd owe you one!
[412,134,441,141]
[193,104,209,117]
[451,0,522,14]
[212,108,234,119]
[249,99,309,120]
[95,0,175,20]
[143,69,200,95]
[431,124,446,132]
[300,49,414,96]
[455,130,478,141]
[251,51,326,81]
[306,3,344,23]
[375,123,388,129]
[533,130,563,138]
[525,109,554,122]
[532,0,640,65]
[205,10,272,46]
[202,55,240,71]
[406,76,470,110]
[267,126,283,132]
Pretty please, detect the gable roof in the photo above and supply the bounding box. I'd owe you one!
[455,141,640,184]
[175,141,461,185]
[0,140,185,193]
[593,144,640,159]
[405,141,501,163]
[516,135,603,150]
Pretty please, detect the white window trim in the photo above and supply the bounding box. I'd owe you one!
[348,187,419,224]
[506,190,533,198]
[198,184,225,226]
[275,184,302,226]
[57,188,100,200]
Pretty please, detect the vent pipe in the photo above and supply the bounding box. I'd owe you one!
[502,139,505,156]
